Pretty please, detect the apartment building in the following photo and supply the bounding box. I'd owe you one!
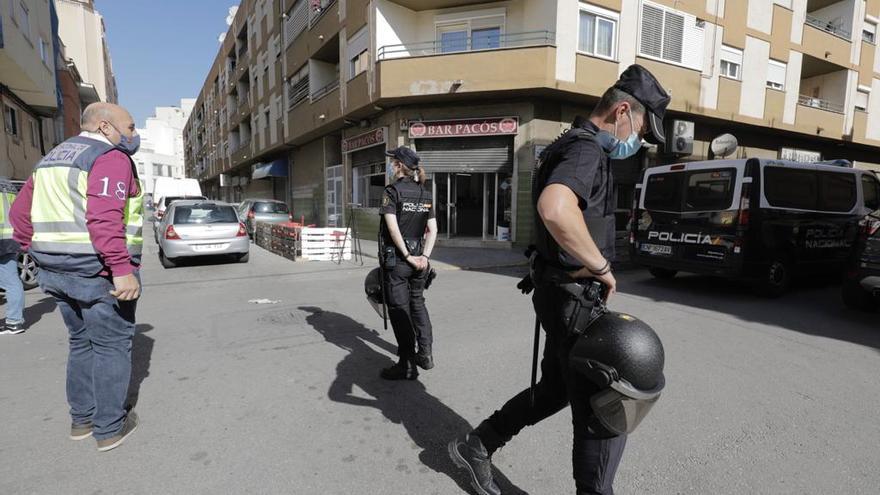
[1,0,59,179]
[56,0,118,104]
[185,0,880,248]
[133,99,196,195]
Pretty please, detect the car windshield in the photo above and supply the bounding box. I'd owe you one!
[254,201,289,214]
[173,204,238,224]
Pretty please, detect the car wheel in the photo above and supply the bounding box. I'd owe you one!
[754,256,791,298]
[648,267,677,280]
[159,249,176,269]
[842,278,874,311]
[237,252,250,263]
[17,252,39,290]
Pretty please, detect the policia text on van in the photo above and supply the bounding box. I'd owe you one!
[630,159,880,296]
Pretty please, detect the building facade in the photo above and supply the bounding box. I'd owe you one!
[133,99,196,196]
[185,0,880,248]
[56,0,118,104]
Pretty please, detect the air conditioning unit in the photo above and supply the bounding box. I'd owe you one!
[667,120,694,156]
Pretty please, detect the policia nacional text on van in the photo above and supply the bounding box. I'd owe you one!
[448,65,670,495]
[10,103,144,453]
[375,146,438,381]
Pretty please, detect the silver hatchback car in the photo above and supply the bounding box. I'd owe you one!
[238,199,291,237]
[156,200,250,268]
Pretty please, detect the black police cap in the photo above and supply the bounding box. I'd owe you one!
[385,146,420,169]
[613,64,671,145]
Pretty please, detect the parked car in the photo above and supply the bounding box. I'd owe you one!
[153,195,208,241]
[842,174,880,310]
[630,158,880,297]
[3,180,38,290]
[156,200,249,268]
[237,199,291,238]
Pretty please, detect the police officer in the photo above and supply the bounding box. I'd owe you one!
[448,65,670,494]
[0,177,26,335]
[10,102,144,452]
[378,146,438,380]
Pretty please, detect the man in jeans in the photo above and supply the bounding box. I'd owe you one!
[11,102,144,452]
[0,177,25,335]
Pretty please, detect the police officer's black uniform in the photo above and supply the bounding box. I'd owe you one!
[449,65,670,495]
[378,147,435,380]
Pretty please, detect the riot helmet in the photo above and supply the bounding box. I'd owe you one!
[569,311,665,435]
[364,268,385,318]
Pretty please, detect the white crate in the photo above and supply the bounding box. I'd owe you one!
[301,227,352,261]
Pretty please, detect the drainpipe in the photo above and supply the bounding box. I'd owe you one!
[702,0,721,80]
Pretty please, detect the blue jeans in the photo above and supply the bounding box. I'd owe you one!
[0,253,24,324]
[38,269,138,440]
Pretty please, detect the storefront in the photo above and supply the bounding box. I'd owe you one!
[344,127,388,210]
[409,117,517,241]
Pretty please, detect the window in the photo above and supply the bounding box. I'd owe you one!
[644,169,735,212]
[766,60,786,91]
[855,88,870,111]
[350,49,368,79]
[39,37,49,63]
[352,163,386,208]
[19,1,30,39]
[284,0,308,47]
[472,27,501,50]
[639,1,704,70]
[863,175,880,211]
[435,10,505,54]
[864,21,877,44]
[719,45,742,80]
[578,5,618,59]
[173,204,238,225]
[439,25,469,53]
[254,201,289,213]
[4,105,19,137]
[30,119,39,147]
[286,64,309,109]
[818,172,856,212]
[764,168,857,212]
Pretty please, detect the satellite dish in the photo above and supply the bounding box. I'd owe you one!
[710,133,738,158]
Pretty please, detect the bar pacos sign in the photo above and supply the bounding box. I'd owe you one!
[408,117,519,138]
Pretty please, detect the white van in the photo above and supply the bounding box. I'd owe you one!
[153,178,202,220]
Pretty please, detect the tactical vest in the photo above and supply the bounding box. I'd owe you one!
[0,180,18,256]
[29,136,143,270]
[380,178,433,256]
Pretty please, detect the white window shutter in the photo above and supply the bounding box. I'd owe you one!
[855,90,870,110]
[681,15,704,70]
[662,11,684,63]
[640,4,664,58]
[767,60,786,88]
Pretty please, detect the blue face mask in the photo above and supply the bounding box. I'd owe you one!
[600,110,643,160]
[386,161,397,182]
[107,123,141,155]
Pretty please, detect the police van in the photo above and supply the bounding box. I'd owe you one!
[629,158,880,296]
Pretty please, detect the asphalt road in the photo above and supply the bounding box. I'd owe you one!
[1,235,878,494]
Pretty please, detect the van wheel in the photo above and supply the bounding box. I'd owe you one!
[754,257,790,298]
[160,249,176,269]
[842,279,873,311]
[649,267,678,280]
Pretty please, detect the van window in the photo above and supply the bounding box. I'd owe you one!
[643,168,735,212]
[863,175,880,211]
[764,167,818,210]
[818,172,856,212]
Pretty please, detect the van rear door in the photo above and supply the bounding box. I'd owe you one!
[633,162,745,274]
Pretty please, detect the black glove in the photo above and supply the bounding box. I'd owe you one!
[516,274,535,295]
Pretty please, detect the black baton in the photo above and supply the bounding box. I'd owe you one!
[529,315,541,408]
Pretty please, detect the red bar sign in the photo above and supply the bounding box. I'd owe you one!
[342,127,387,153]
[408,117,518,139]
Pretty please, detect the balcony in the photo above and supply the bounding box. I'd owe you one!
[309,0,337,27]
[311,79,340,101]
[798,94,844,114]
[377,30,555,60]
[386,0,502,10]
[805,13,851,40]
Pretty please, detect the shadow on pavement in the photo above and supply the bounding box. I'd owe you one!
[299,306,528,495]
[622,272,880,351]
[23,296,57,326]
[127,323,155,410]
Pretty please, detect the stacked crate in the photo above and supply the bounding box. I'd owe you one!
[255,221,300,261]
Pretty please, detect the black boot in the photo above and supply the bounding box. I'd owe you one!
[448,433,501,495]
[416,344,434,370]
[380,357,418,380]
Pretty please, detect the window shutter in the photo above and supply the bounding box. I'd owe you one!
[284,0,308,47]
[855,90,870,110]
[720,45,743,66]
[662,11,684,63]
[767,60,786,88]
[865,22,877,36]
[641,4,664,58]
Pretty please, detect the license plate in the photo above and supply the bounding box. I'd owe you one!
[641,243,672,256]
[193,244,225,252]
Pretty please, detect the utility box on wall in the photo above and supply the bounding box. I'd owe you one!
[667,120,694,156]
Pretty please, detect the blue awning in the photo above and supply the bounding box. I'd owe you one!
[252,158,289,180]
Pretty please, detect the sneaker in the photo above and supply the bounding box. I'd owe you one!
[70,422,93,441]
[380,359,418,381]
[448,434,501,495]
[416,345,434,370]
[1,321,25,335]
[96,411,139,452]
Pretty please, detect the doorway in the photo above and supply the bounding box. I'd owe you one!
[431,172,512,240]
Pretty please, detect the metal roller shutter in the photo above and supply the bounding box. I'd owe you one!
[416,137,513,173]
[351,144,386,167]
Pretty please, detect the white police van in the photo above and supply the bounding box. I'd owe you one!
[629,158,880,296]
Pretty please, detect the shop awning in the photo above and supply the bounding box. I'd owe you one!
[252,159,288,180]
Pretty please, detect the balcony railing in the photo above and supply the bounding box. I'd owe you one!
[798,94,845,114]
[805,14,851,40]
[310,79,339,101]
[309,0,337,27]
[287,78,310,109]
[377,30,556,61]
